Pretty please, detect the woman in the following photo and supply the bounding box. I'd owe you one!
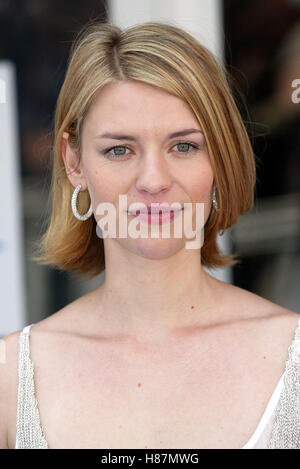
[1,21,299,449]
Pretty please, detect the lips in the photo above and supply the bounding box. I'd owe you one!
[128,209,183,225]
[130,209,181,215]
[127,204,183,215]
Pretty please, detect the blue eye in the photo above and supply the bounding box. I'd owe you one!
[101,142,200,160]
[175,142,198,153]
[103,146,129,158]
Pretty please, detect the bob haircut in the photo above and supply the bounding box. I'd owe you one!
[33,20,256,279]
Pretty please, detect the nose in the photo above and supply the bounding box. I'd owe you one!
[135,151,172,196]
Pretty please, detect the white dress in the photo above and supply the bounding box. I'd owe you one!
[15,316,300,449]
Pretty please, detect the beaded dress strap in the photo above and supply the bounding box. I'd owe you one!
[268,315,300,448]
[16,324,48,449]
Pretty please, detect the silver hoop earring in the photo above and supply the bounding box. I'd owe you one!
[71,183,93,221]
[212,183,218,212]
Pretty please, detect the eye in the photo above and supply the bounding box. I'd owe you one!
[173,142,199,154]
[101,141,200,160]
[102,145,130,159]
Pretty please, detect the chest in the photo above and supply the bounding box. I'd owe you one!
[23,338,280,449]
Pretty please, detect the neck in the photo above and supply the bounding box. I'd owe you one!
[91,240,221,345]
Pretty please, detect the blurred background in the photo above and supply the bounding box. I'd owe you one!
[0,0,299,335]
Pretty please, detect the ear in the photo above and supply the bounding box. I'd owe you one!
[61,131,88,190]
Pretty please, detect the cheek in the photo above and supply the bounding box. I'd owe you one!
[186,166,214,225]
[188,167,214,202]
[86,167,124,204]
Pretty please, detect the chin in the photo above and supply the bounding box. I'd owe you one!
[122,237,189,260]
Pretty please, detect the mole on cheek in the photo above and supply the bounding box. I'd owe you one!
[191,305,194,309]
[138,383,142,387]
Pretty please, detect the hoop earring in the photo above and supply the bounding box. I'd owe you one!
[212,183,218,212]
[71,183,93,221]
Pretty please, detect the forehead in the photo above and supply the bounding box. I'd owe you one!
[84,80,201,135]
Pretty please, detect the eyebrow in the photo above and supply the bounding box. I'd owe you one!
[94,128,203,141]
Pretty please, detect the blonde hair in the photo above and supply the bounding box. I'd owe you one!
[33,20,256,278]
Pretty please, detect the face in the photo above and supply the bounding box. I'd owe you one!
[62,80,214,259]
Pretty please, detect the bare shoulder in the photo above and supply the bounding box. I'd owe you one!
[212,275,298,317]
[2,294,93,449]
[30,288,98,337]
[212,276,300,350]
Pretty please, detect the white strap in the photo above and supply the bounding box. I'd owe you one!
[267,315,300,448]
[15,324,48,449]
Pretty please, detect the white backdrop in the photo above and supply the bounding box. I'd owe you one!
[108,0,231,283]
[0,61,26,337]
